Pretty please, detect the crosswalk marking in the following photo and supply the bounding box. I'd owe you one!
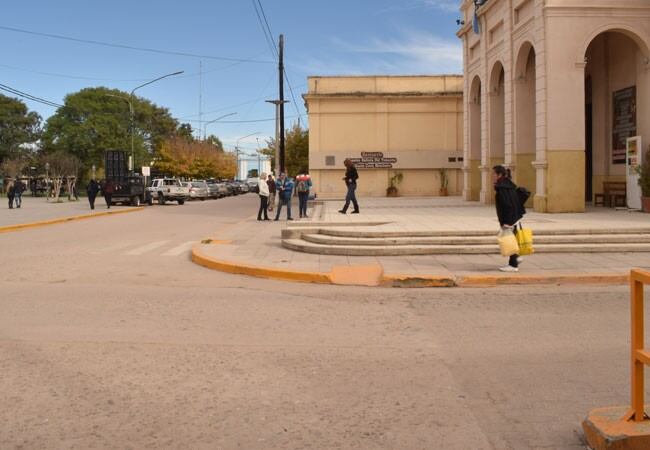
[161,241,196,256]
[126,240,171,255]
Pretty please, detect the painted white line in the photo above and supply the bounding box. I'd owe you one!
[126,240,171,256]
[162,241,197,257]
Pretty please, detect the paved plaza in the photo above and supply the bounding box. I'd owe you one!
[195,196,650,284]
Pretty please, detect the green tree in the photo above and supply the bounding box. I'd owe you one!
[0,94,41,165]
[261,123,308,176]
[41,87,178,172]
[177,123,194,142]
[205,134,224,151]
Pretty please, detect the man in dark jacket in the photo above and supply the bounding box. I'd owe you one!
[266,174,276,212]
[493,165,524,272]
[13,178,24,208]
[339,158,359,214]
[102,179,114,209]
[7,181,15,209]
[87,179,100,210]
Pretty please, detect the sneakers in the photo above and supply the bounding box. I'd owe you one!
[517,257,524,265]
[351,210,360,214]
[499,265,519,273]
[338,210,346,214]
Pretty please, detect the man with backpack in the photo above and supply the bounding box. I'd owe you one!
[274,173,294,221]
[296,172,312,219]
[13,178,25,208]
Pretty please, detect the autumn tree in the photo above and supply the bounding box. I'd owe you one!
[155,137,235,180]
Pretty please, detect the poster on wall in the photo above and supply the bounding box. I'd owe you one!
[626,136,642,210]
[612,86,637,165]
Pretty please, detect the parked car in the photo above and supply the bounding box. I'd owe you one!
[238,182,250,194]
[147,178,189,205]
[188,180,210,200]
[206,181,221,199]
[226,182,239,196]
[215,182,229,198]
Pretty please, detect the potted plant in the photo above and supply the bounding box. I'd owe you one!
[637,150,650,212]
[439,168,449,196]
[386,172,403,197]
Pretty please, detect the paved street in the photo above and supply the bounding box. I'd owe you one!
[0,194,634,449]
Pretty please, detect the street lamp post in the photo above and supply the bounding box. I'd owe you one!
[235,132,261,181]
[202,112,237,141]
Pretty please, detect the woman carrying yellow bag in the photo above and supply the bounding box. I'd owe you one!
[493,165,529,272]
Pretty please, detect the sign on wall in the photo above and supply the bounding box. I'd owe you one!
[349,152,398,169]
[612,86,636,165]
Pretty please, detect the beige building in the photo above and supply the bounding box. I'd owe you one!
[458,0,650,212]
[304,75,463,198]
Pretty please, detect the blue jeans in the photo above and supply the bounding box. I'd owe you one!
[275,196,292,220]
[342,183,359,212]
[298,191,309,217]
[14,193,22,208]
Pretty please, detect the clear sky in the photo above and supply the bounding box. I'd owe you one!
[1,0,463,157]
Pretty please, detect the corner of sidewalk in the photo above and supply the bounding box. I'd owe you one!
[190,202,633,288]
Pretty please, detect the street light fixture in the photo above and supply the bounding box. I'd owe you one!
[202,112,237,141]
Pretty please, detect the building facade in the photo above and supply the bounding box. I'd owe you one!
[304,76,463,198]
[458,0,650,212]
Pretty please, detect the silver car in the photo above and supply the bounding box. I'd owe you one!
[188,180,209,200]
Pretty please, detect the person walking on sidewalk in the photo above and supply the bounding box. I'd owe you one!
[87,178,100,210]
[296,172,312,218]
[257,172,270,221]
[339,158,359,214]
[13,178,25,208]
[493,165,524,272]
[266,174,276,213]
[101,179,114,209]
[274,173,294,221]
[7,180,15,209]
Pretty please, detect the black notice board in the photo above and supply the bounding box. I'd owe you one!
[612,86,636,165]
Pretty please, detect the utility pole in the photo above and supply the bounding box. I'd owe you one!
[199,60,203,140]
[265,99,288,177]
[278,34,286,174]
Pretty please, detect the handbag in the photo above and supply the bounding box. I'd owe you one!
[497,228,519,257]
[516,224,534,256]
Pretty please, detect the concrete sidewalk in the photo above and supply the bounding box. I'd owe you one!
[192,197,650,287]
[0,195,130,228]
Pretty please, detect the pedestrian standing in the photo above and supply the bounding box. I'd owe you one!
[296,172,312,218]
[13,178,24,208]
[493,165,525,272]
[274,173,294,221]
[257,172,270,221]
[338,158,360,214]
[102,179,114,209]
[87,178,100,210]
[266,174,276,213]
[7,180,15,209]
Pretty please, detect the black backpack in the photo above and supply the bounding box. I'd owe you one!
[516,186,531,213]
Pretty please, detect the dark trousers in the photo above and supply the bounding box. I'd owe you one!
[8,195,14,208]
[104,194,112,208]
[88,194,97,210]
[298,191,309,217]
[508,227,519,268]
[342,183,359,213]
[258,195,269,220]
[274,196,292,220]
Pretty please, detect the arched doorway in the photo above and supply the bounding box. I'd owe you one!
[468,75,482,201]
[514,43,536,206]
[489,62,505,169]
[584,30,650,205]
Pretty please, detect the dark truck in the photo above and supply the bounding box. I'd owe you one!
[104,150,152,206]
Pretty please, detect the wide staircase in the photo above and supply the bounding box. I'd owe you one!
[282,226,650,256]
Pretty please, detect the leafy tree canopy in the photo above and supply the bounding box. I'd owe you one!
[41,87,178,172]
[0,94,41,165]
[261,123,309,177]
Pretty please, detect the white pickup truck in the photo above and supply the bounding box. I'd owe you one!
[147,178,189,205]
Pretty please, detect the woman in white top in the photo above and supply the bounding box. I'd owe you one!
[257,172,270,221]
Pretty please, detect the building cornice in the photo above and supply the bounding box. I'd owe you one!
[303,92,463,101]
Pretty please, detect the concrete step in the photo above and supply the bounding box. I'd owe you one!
[282,238,650,256]
[317,227,650,239]
[301,233,650,247]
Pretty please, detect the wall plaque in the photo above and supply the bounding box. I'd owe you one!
[349,152,398,169]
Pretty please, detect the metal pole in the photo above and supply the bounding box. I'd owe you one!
[279,34,286,174]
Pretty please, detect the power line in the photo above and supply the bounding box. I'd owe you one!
[0,24,274,64]
[0,82,62,108]
[184,114,300,124]
[252,0,278,60]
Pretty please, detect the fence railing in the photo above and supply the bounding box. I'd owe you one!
[624,269,650,422]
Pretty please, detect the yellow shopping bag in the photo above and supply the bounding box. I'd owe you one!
[516,226,534,256]
[497,229,519,257]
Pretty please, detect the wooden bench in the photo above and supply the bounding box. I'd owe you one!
[594,181,626,207]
